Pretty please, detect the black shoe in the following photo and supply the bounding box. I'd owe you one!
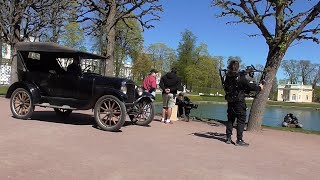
[226,137,232,144]
[235,139,249,146]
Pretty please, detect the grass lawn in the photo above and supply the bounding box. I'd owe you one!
[154,94,226,103]
[155,94,320,109]
[0,86,8,95]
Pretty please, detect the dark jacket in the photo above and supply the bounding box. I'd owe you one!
[159,72,182,95]
[225,73,261,103]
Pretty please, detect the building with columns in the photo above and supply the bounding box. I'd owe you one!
[277,83,313,103]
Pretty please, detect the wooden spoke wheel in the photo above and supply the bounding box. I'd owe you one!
[129,100,154,126]
[10,88,35,119]
[94,95,126,132]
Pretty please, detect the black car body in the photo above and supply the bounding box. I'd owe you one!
[6,42,155,131]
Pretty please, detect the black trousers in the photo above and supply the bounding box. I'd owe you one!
[226,102,247,140]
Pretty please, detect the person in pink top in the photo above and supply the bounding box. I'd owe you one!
[143,69,158,97]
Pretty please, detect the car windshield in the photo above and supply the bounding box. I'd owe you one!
[57,58,104,74]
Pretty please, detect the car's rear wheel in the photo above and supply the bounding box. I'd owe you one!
[54,108,72,117]
[94,95,126,132]
[10,88,35,119]
[129,100,154,126]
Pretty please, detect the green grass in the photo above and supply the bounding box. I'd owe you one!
[155,93,320,109]
[262,125,320,135]
[154,94,226,103]
[266,101,320,108]
[0,86,8,95]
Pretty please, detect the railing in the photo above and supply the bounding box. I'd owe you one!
[0,59,11,85]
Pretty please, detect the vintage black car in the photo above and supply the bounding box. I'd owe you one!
[5,42,155,132]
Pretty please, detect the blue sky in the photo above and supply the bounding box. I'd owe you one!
[142,0,320,80]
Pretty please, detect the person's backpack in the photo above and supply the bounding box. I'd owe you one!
[224,74,240,102]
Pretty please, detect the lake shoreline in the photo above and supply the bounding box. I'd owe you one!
[155,100,320,110]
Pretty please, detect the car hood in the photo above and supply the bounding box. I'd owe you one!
[83,73,132,89]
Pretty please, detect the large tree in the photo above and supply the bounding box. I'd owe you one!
[281,59,299,84]
[309,64,320,93]
[78,0,162,76]
[298,60,314,85]
[114,18,143,77]
[147,43,176,73]
[131,52,153,83]
[0,0,71,83]
[176,29,197,88]
[212,0,320,131]
[0,29,2,65]
[60,3,86,50]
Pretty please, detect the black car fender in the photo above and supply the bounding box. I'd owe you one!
[93,87,128,103]
[5,81,41,103]
[134,91,155,104]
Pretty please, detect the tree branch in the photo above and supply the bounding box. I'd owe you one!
[287,1,320,45]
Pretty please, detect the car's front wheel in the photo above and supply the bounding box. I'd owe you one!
[10,88,35,119]
[94,95,126,132]
[129,99,155,126]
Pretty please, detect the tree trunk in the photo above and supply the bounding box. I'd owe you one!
[247,47,286,131]
[104,1,116,77]
[0,37,2,65]
[10,20,21,85]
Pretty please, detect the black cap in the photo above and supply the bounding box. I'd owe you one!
[150,69,158,73]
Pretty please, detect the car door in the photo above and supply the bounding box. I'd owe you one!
[47,72,75,98]
[74,74,93,100]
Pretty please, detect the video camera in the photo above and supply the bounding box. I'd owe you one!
[219,64,266,98]
[182,96,198,110]
[176,94,198,121]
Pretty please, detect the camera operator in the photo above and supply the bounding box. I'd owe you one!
[176,93,198,122]
[224,60,263,146]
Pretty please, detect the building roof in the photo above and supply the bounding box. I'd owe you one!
[278,84,313,90]
[15,42,107,59]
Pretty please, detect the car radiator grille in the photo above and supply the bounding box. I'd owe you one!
[126,83,135,103]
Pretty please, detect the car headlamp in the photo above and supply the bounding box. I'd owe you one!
[137,87,143,96]
[121,81,127,94]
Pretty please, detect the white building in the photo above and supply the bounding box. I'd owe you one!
[277,83,313,103]
[119,63,132,78]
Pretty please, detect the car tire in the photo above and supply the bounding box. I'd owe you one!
[129,100,154,126]
[94,95,126,132]
[54,108,72,117]
[10,88,35,120]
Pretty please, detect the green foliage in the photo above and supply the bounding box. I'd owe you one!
[60,7,85,50]
[314,86,320,102]
[176,29,197,86]
[185,55,221,92]
[115,18,144,77]
[147,43,177,73]
[176,30,221,91]
[61,22,85,50]
[132,52,153,81]
[0,86,8,95]
[154,94,226,103]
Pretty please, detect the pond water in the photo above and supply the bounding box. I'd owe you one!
[155,104,320,131]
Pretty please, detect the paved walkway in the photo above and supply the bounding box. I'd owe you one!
[0,97,319,180]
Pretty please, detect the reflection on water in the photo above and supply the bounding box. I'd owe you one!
[155,104,320,131]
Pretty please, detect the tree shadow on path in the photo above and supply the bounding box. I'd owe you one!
[191,131,227,143]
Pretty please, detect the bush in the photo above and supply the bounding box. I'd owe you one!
[0,86,8,95]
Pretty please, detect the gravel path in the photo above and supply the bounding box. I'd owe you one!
[0,97,319,180]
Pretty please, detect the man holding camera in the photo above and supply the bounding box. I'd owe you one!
[224,60,263,146]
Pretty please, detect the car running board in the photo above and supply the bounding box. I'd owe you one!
[35,103,76,110]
